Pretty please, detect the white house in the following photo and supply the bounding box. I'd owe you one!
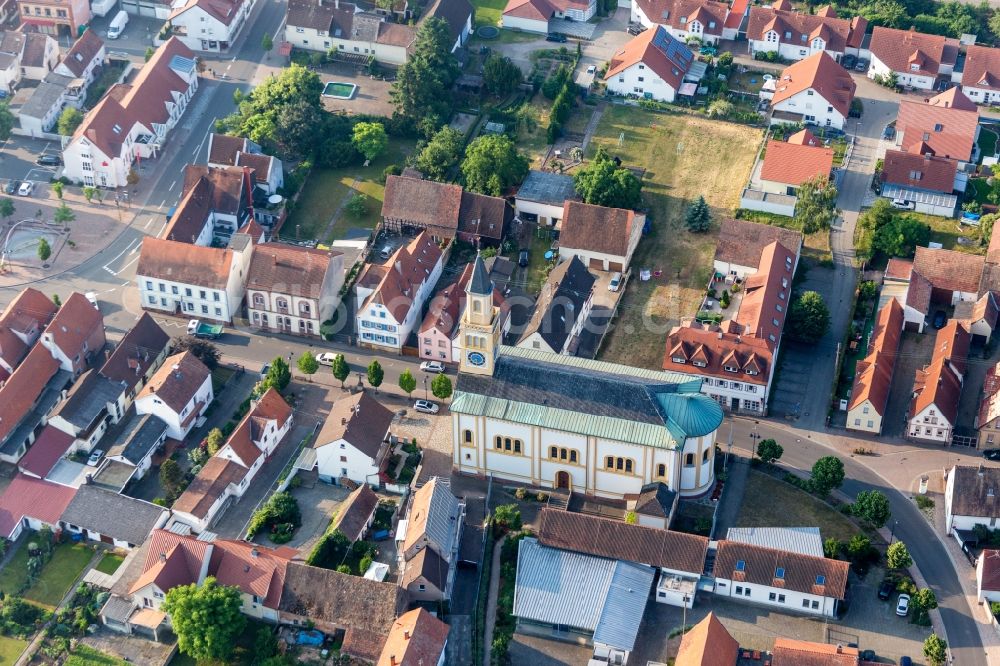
[168,0,249,52]
[604,26,695,104]
[136,234,254,323]
[19,32,58,80]
[502,0,595,34]
[62,38,198,188]
[516,255,595,355]
[514,170,577,227]
[907,320,969,444]
[54,28,105,87]
[713,539,849,618]
[558,201,644,273]
[38,291,106,377]
[246,243,344,338]
[355,231,444,353]
[311,391,394,486]
[630,0,729,45]
[746,4,866,63]
[769,51,855,130]
[978,550,1000,603]
[946,465,1000,541]
[868,26,958,91]
[134,351,212,441]
[960,45,1000,105]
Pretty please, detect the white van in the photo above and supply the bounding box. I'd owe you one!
[107,10,128,39]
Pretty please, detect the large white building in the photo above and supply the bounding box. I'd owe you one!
[769,51,855,130]
[604,26,696,104]
[452,262,724,499]
[168,0,250,52]
[134,351,213,441]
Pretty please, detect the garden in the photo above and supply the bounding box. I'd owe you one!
[305,528,380,576]
[247,492,302,545]
[386,440,422,486]
[0,530,94,609]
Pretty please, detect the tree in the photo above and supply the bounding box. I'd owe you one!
[978,213,999,249]
[573,147,642,209]
[367,359,384,393]
[0,197,13,221]
[823,537,841,559]
[390,17,461,137]
[846,533,871,561]
[707,98,733,118]
[163,577,246,662]
[261,357,291,394]
[431,372,453,400]
[461,134,529,196]
[911,588,938,624]
[332,354,350,388]
[36,238,50,261]
[872,215,930,258]
[415,127,464,181]
[172,336,220,370]
[492,504,522,532]
[685,195,711,233]
[53,202,75,227]
[755,438,783,464]
[346,193,368,217]
[399,369,416,397]
[57,107,83,136]
[787,291,830,343]
[297,351,319,381]
[51,181,63,200]
[864,0,907,28]
[159,459,184,499]
[352,121,388,163]
[810,456,845,496]
[483,53,522,97]
[261,33,273,53]
[794,175,838,234]
[81,187,96,204]
[923,633,948,666]
[205,428,225,456]
[886,541,913,570]
[0,102,15,141]
[144,46,154,62]
[852,489,891,528]
[51,294,61,307]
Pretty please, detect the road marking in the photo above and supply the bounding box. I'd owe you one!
[102,238,140,274]
[143,217,152,229]
[160,200,167,208]
[168,180,177,191]
[192,128,213,161]
[117,255,139,274]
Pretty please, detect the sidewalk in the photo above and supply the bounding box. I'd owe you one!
[481,534,506,666]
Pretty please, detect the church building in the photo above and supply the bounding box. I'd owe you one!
[451,255,724,499]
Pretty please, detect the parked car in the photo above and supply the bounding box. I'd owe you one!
[316,352,340,366]
[17,181,33,197]
[882,125,896,140]
[518,249,529,267]
[933,310,947,329]
[87,449,104,466]
[900,657,912,666]
[984,449,1000,461]
[895,593,910,617]
[260,363,270,379]
[627,25,645,35]
[854,58,869,72]
[414,399,439,414]
[877,579,894,600]
[420,361,446,373]
[891,198,914,210]
[586,65,596,74]
[841,54,857,69]
[35,154,61,166]
[85,292,99,310]
[4,180,18,195]
[379,245,392,260]
[860,650,875,661]
[608,272,623,292]
[545,33,567,43]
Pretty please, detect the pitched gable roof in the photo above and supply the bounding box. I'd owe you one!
[402,477,461,558]
[747,6,865,53]
[881,149,958,194]
[912,246,984,295]
[45,291,104,361]
[100,313,170,385]
[0,344,61,445]
[715,540,849,599]
[172,456,245,518]
[376,608,450,666]
[246,243,342,300]
[772,638,859,666]
[897,92,979,162]
[137,237,235,290]
[848,298,903,416]
[381,176,462,237]
[676,612,739,666]
[357,231,443,323]
[0,287,56,372]
[963,45,1000,92]
[949,465,1000,517]
[714,218,802,269]
[223,388,291,467]
[333,485,380,542]
[0,473,76,539]
[315,390,394,459]
[632,0,729,37]
[60,29,103,78]
[137,350,210,414]
[605,25,693,92]
[760,138,834,186]
[770,51,856,118]
[560,200,637,258]
[869,26,958,77]
[518,255,595,352]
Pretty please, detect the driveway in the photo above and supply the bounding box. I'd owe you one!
[496,8,631,75]
[882,331,935,438]
[274,482,349,551]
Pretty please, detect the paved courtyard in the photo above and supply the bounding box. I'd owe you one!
[80,628,175,666]
[883,330,936,438]
[317,61,394,117]
[278,481,349,551]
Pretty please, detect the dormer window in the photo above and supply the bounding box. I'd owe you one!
[909,170,922,180]
[816,575,826,585]
[775,567,785,579]
[672,356,685,364]
[708,20,715,28]
[693,360,707,368]
[112,124,122,134]
[679,16,686,23]
[724,365,738,373]
[910,64,919,72]
[745,368,758,376]
[784,31,791,39]
[735,560,746,571]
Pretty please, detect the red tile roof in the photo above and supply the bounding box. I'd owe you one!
[560,200,637,258]
[772,638,859,666]
[172,456,245,519]
[503,0,588,19]
[980,362,1000,429]
[770,51,856,118]
[911,356,963,424]
[100,313,170,386]
[333,485,379,542]
[60,29,103,78]
[420,263,472,336]
[963,45,1000,92]
[734,240,797,347]
[18,425,73,478]
[376,608,450,666]
[606,26,692,92]
[848,298,903,416]
[747,6,866,54]
[724,0,747,28]
[46,291,105,363]
[676,612,739,666]
[897,92,979,162]
[869,26,958,77]
[170,0,246,26]
[632,0,729,37]
[0,473,76,538]
[137,351,210,415]
[933,318,971,376]
[881,149,957,194]
[223,388,291,467]
[315,391,394,460]
[760,139,834,186]
[381,176,462,238]
[715,218,803,270]
[357,231,443,323]
[912,246,984,295]
[0,344,60,445]
[0,287,56,372]
[246,243,342,300]
[930,86,978,111]
[981,550,1000,592]
[715,540,850,599]
[663,321,772,385]
[137,237,235,290]
[884,258,913,281]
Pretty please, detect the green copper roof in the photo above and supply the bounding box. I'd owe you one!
[657,393,724,438]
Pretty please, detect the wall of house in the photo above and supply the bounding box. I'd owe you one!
[908,405,953,443]
[963,86,1000,105]
[356,301,404,352]
[869,54,935,90]
[405,576,444,603]
[419,326,455,364]
[772,88,847,129]
[514,199,565,226]
[138,272,238,322]
[501,15,549,34]
[315,438,380,485]
[249,291,323,337]
[713,577,838,617]
[979,420,1000,449]
[977,554,1000,602]
[847,400,883,434]
[21,38,59,80]
[171,3,247,52]
[606,62,677,103]
[750,34,841,62]
[134,374,212,441]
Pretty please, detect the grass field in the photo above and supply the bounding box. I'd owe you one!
[590,106,762,368]
[0,539,94,608]
[735,208,832,264]
[979,127,998,161]
[94,553,125,576]
[285,139,416,244]
[0,636,27,664]
[65,646,127,666]
[918,212,981,253]
[470,0,506,27]
[737,469,859,543]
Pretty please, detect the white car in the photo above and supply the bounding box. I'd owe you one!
[891,198,914,210]
[414,400,439,414]
[85,291,99,309]
[608,272,622,292]
[87,449,104,466]
[895,593,910,616]
[17,181,33,197]
[586,65,596,74]
[316,352,340,366]
[420,361,445,373]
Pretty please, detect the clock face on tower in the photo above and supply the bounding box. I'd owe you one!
[467,351,486,367]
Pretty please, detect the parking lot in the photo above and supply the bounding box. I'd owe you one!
[0,135,63,188]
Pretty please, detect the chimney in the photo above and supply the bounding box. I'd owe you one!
[341,417,347,425]
[160,553,167,563]
[403,630,410,640]
[390,658,397,666]
[836,644,843,654]
[251,548,259,558]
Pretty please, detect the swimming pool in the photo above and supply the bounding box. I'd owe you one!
[322,82,357,99]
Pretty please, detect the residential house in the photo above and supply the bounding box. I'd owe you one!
[62,38,199,188]
[0,32,23,93]
[847,298,903,435]
[978,362,1000,449]
[712,539,850,618]
[0,344,70,464]
[48,370,128,454]
[907,320,970,443]
[960,44,1000,105]
[513,537,654,665]
[743,129,834,217]
[559,200,644,272]
[59,484,168,549]
[17,425,72,479]
[164,164,257,246]
[105,413,169,481]
[896,88,979,166]
[354,231,444,353]
[206,132,284,195]
[676,612,740,666]
[502,0,595,33]
[955,292,999,344]
[0,286,57,379]
[54,28,105,86]
[17,0,90,38]
[19,32,58,79]
[628,481,678,530]
[978,550,1000,603]
[380,176,463,242]
[880,146,960,217]
[769,52,856,129]
[867,26,959,91]
[136,233,254,323]
[376,608,449,666]
[134,351,213,441]
[398,477,464,602]
[880,258,931,333]
[452,345,724,499]
[746,4,866,63]
[172,388,292,531]
[19,72,83,136]
[310,390,394,486]
[514,169,578,227]
[604,26,697,104]
[946,466,1000,541]
[168,0,250,52]
[332,484,379,543]
[39,291,106,377]
[630,0,730,45]
[772,638,860,665]
[536,509,709,607]
[0,473,76,540]
[246,243,344,338]
[100,312,172,415]
[912,245,983,306]
[457,190,511,247]
[516,255,595,355]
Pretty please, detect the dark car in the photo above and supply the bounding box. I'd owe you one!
[841,54,857,70]
[882,125,895,140]
[545,33,567,42]
[35,154,61,166]
[518,249,529,267]
[933,310,947,329]
[900,657,912,666]
[877,579,894,600]
[855,58,869,72]
[5,180,19,195]
[984,449,1000,461]
[860,650,875,661]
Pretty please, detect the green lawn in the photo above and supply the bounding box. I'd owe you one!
[917,212,982,253]
[968,177,990,205]
[0,539,30,598]
[735,208,832,264]
[0,541,96,608]
[285,140,416,244]
[211,366,235,393]
[94,552,125,576]
[737,469,859,543]
[979,127,998,161]
[65,646,127,666]
[471,0,506,27]
[0,635,27,665]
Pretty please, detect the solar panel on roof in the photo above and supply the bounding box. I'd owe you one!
[652,27,693,69]
[169,54,196,74]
